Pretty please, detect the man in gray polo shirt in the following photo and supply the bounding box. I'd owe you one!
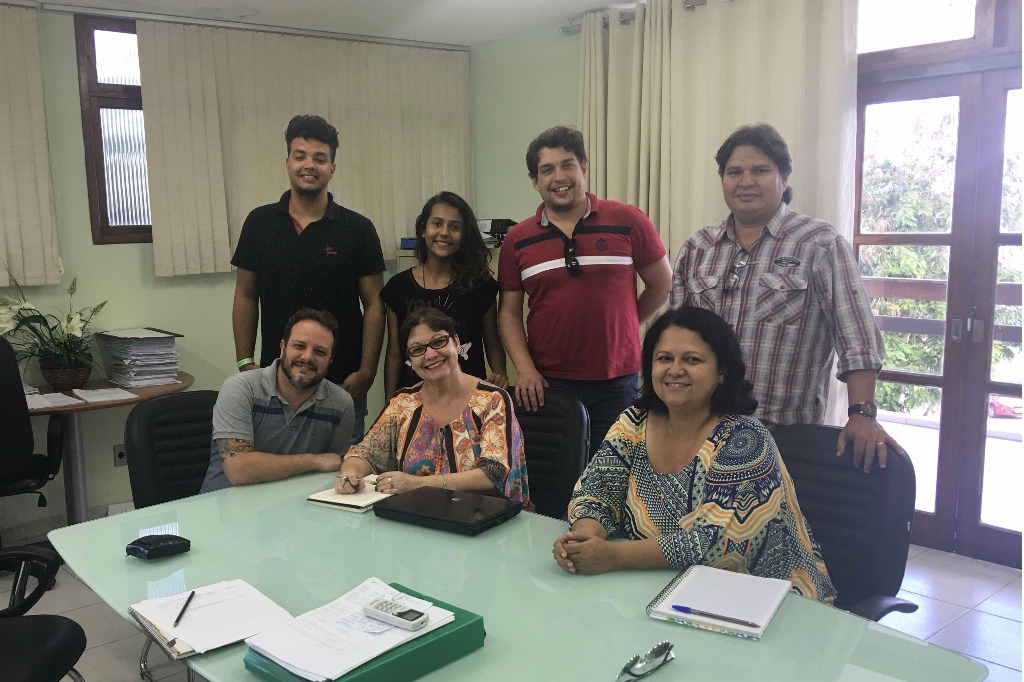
[201,308,354,492]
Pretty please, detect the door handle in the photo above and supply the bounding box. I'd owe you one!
[951,319,963,343]
[972,318,986,343]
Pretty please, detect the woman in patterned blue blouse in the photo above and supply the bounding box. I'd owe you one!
[552,306,836,603]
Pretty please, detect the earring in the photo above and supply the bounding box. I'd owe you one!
[405,360,412,367]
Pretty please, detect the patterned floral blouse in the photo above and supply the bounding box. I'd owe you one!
[346,382,532,509]
[568,408,835,603]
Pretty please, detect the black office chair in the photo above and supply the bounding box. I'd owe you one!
[0,336,65,547]
[772,424,918,621]
[0,545,86,682]
[512,386,590,519]
[124,390,218,508]
[123,390,216,681]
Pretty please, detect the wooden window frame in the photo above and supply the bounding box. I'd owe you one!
[74,14,152,245]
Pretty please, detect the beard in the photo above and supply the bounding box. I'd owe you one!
[293,183,323,198]
[280,356,326,390]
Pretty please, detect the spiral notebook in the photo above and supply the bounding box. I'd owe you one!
[646,565,792,640]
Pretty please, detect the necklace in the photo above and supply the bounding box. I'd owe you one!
[416,265,454,310]
[417,264,453,291]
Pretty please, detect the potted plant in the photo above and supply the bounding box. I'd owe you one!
[0,275,107,391]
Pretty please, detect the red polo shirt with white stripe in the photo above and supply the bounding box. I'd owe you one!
[498,193,665,381]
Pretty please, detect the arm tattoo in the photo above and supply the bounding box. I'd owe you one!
[217,438,255,461]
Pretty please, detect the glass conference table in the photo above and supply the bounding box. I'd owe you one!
[49,473,987,682]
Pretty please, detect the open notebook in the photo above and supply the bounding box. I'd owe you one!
[647,565,792,640]
[307,474,392,513]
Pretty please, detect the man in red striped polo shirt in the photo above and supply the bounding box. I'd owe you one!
[498,126,672,458]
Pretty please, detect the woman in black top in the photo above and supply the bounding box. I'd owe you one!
[381,191,508,398]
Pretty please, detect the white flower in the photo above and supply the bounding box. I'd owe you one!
[0,307,16,335]
[62,312,84,337]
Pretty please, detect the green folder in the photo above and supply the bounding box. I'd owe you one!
[244,584,485,682]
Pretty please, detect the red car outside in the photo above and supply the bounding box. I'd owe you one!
[989,395,1023,419]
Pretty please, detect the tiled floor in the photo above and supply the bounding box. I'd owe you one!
[881,545,1023,681]
[2,544,1020,681]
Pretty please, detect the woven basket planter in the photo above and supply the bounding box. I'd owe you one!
[39,359,93,391]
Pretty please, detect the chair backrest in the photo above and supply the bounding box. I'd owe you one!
[124,390,218,508]
[512,387,590,519]
[0,336,34,477]
[772,424,916,610]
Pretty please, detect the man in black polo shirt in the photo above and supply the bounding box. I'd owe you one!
[231,114,385,439]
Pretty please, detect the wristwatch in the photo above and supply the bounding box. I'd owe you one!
[848,400,878,419]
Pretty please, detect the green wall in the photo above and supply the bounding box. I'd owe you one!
[470,26,580,220]
[1,13,580,540]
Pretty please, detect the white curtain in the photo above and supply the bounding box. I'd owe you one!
[580,0,857,424]
[578,11,607,198]
[0,6,62,286]
[138,21,471,276]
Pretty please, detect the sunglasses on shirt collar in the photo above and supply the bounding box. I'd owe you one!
[564,236,580,277]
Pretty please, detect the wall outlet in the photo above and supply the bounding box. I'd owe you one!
[113,444,128,467]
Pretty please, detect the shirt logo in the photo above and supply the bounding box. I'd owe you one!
[773,256,800,268]
[595,237,609,252]
[323,245,338,257]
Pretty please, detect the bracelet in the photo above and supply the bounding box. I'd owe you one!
[237,357,255,371]
[441,472,447,490]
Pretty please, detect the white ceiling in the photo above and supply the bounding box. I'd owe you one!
[43,0,614,46]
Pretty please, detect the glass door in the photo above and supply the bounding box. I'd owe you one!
[857,69,1022,567]
[954,78,1022,566]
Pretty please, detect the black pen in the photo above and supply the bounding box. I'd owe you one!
[671,604,759,629]
[173,590,196,627]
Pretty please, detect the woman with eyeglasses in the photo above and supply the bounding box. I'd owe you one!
[552,306,835,603]
[334,307,531,507]
[380,191,507,400]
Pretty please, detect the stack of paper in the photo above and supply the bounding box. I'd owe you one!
[23,381,39,396]
[25,393,84,410]
[72,387,138,403]
[97,328,181,388]
[129,579,292,659]
[247,577,455,682]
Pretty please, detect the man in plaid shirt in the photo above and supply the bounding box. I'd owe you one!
[670,123,904,473]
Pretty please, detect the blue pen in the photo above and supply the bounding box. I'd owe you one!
[671,604,759,629]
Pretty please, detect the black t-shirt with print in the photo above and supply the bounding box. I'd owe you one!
[232,191,385,383]
[381,269,498,389]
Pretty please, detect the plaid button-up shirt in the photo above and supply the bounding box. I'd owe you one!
[670,203,883,426]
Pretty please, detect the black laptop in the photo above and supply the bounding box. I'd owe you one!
[373,486,523,536]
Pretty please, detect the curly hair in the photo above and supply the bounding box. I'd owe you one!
[635,307,758,416]
[285,115,340,162]
[526,126,588,179]
[715,123,794,204]
[413,191,491,293]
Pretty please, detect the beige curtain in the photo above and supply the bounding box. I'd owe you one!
[138,21,471,275]
[579,0,857,424]
[0,6,62,286]
[138,22,232,277]
[577,12,607,198]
